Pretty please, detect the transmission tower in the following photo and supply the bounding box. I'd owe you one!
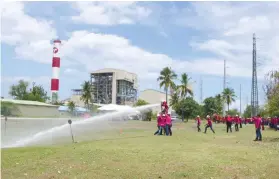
[251,33,259,117]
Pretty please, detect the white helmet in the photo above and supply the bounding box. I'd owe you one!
[197,115,200,118]
[157,113,160,117]
[206,115,210,118]
[236,115,238,117]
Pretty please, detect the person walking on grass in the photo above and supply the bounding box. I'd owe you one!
[204,115,215,134]
[253,115,262,141]
[234,115,240,132]
[196,115,201,132]
[226,115,233,133]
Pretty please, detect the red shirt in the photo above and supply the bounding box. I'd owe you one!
[207,118,212,126]
[226,116,232,122]
[196,117,201,125]
[254,117,261,129]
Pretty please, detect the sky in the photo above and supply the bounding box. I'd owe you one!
[1,1,279,111]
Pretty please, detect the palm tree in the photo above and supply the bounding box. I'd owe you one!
[169,91,180,107]
[157,67,177,103]
[222,88,236,112]
[67,101,76,116]
[215,94,223,114]
[177,73,193,98]
[80,81,92,110]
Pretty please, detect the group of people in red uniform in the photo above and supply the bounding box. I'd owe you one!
[196,114,279,141]
[154,100,172,136]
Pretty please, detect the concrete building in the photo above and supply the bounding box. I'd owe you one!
[139,89,172,113]
[90,68,138,106]
[1,99,59,117]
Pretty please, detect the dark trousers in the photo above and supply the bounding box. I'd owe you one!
[235,124,239,131]
[227,122,232,133]
[204,124,215,133]
[197,124,201,132]
[154,126,160,135]
[240,122,242,128]
[166,124,172,136]
[255,128,262,140]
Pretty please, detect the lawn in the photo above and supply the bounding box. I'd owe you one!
[1,121,279,179]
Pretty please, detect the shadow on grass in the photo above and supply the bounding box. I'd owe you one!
[264,137,279,143]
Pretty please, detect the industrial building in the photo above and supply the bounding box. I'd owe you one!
[90,68,138,106]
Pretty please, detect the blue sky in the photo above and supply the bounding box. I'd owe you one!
[1,1,279,111]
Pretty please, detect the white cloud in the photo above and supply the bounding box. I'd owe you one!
[1,1,57,64]
[71,2,152,25]
[174,2,279,79]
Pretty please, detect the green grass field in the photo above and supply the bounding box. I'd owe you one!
[2,121,279,179]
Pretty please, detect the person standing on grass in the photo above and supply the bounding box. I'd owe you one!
[196,115,201,132]
[160,113,167,135]
[166,112,172,136]
[204,115,215,134]
[239,116,243,128]
[253,115,262,141]
[234,115,240,132]
[226,115,233,133]
[154,113,162,135]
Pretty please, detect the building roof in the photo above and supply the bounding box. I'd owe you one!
[140,89,170,95]
[1,99,58,107]
[91,68,137,76]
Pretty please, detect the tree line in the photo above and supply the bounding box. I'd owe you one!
[3,69,278,118]
[156,67,239,121]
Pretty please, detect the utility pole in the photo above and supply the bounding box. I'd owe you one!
[251,33,259,117]
[240,84,242,115]
[223,60,226,117]
[200,77,203,104]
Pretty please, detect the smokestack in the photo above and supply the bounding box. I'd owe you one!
[51,39,61,103]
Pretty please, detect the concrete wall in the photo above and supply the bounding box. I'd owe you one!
[70,95,85,107]
[139,89,172,113]
[12,104,59,117]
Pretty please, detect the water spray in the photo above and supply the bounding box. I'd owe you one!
[2,104,160,148]
[68,119,75,143]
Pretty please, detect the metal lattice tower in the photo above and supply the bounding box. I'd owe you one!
[251,33,259,117]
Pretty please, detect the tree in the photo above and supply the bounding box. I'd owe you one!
[177,73,193,98]
[169,91,180,108]
[157,67,177,103]
[134,99,152,121]
[227,109,239,116]
[134,99,149,106]
[203,97,219,116]
[9,80,50,102]
[215,94,223,115]
[27,83,49,102]
[222,88,236,112]
[67,101,76,116]
[1,102,19,116]
[9,80,29,100]
[80,81,92,110]
[174,97,201,122]
[243,105,252,118]
[263,70,279,117]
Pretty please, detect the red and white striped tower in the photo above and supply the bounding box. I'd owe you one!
[51,39,61,103]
